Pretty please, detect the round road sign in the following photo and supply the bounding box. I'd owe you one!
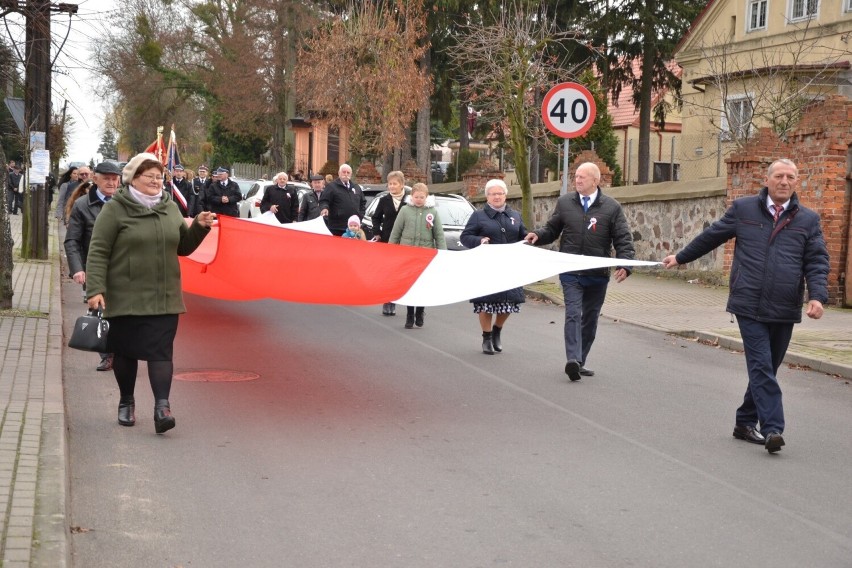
[541,82,597,139]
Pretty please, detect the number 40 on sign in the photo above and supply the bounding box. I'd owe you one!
[541,82,597,139]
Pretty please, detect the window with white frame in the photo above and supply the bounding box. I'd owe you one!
[846,0,852,12]
[748,0,768,31]
[721,96,754,141]
[790,0,818,20]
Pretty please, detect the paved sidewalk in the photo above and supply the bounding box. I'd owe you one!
[527,270,852,378]
[0,213,68,567]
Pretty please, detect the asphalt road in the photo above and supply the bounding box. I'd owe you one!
[62,281,852,568]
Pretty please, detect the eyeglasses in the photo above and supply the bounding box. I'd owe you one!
[139,174,165,183]
[77,172,90,177]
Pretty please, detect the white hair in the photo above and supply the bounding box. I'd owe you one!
[484,179,507,194]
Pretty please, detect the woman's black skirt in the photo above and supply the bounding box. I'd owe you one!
[106,314,179,361]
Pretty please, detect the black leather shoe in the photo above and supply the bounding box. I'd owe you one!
[491,326,503,352]
[118,396,135,427]
[405,313,415,329]
[154,399,176,434]
[482,332,495,355]
[382,303,391,316]
[414,308,424,328]
[732,424,764,445]
[765,432,785,453]
[565,360,582,381]
[388,303,396,316]
[579,366,594,377]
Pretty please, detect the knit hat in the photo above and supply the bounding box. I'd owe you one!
[122,153,160,185]
[348,215,360,227]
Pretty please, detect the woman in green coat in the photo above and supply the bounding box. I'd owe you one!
[388,183,447,329]
[86,153,216,434]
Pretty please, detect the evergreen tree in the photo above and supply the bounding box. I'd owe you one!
[576,0,704,184]
[571,70,623,186]
[97,129,119,160]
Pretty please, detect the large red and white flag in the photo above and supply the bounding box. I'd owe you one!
[179,214,658,307]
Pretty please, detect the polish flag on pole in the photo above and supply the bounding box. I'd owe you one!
[165,125,188,213]
[144,126,166,165]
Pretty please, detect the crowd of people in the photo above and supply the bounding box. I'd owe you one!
[47,153,828,454]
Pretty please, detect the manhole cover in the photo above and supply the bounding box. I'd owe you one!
[174,370,260,382]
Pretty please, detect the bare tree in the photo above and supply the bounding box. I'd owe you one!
[294,0,431,161]
[681,21,852,148]
[447,1,583,225]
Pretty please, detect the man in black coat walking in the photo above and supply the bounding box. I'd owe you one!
[204,167,242,217]
[525,162,635,382]
[319,163,366,236]
[64,161,121,371]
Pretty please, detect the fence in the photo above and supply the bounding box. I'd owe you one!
[620,133,735,185]
[231,162,269,180]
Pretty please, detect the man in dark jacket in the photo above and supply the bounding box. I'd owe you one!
[525,162,635,381]
[204,166,242,217]
[298,174,325,221]
[189,165,211,217]
[260,172,299,223]
[319,163,366,236]
[6,164,22,214]
[170,164,191,216]
[64,160,121,371]
[663,159,829,454]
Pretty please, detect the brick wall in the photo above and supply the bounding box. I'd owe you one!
[726,96,852,305]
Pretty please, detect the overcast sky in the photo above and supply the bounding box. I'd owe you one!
[6,0,117,166]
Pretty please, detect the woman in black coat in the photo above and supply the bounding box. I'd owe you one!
[370,170,407,316]
[459,179,530,354]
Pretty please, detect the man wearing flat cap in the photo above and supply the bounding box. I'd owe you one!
[204,166,242,217]
[298,174,325,221]
[64,160,120,371]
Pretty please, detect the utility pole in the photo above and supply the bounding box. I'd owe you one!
[18,0,77,259]
[21,0,51,259]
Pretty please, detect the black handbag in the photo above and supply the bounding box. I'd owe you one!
[68,308,110,352]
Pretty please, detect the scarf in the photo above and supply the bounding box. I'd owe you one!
[129,185,163,209]
[391,193,403,210]
[491,204,507,213]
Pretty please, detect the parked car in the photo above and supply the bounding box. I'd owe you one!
[361,189,475,250]
[359,184,387,209]
[231,177,257,199]
[239,180,311,219]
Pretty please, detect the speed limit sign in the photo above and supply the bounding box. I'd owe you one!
[541,82,597,138]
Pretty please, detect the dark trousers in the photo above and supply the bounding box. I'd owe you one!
[8,190,22,213]
[735,315,794,436]
[559,273,609,364]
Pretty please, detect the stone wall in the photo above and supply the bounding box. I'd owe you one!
[469,176,729,271]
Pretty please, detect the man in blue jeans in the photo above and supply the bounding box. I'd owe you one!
[525,162,635,381]
[663,159,829,454]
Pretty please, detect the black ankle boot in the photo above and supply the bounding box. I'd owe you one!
[405,311,415,329]
[118,396,135,426]
[154,399,176,434]
[382,303,392,316]
[492,325,503,352]
[388,302,396,316]
[414,307,424,328]
[482,331,495,355]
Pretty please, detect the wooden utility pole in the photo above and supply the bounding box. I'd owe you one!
[21,0,52,259]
